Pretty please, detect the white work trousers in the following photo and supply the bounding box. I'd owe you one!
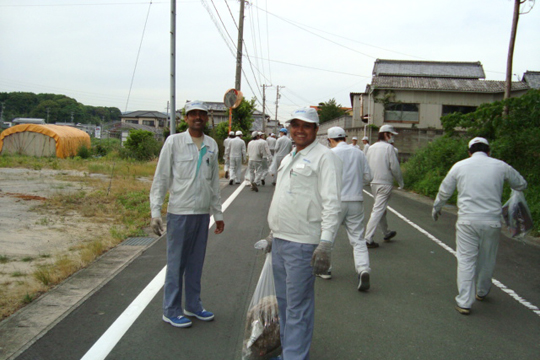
[365,184,393,242]
[248,160,263,185]
[455,219,501,308]
[229,157,243,183]
[334,201,370,274]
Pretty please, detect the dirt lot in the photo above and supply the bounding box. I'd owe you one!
[0,168,113,294]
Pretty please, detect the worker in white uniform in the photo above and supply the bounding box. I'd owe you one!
[258,132,272,184]
[150,100,225,328]
[365,124,404,248]
[362,136,370,155]
[325,126,373,291]
[432,137,527,315]
[266,107,342,359]
[350,136,360,149]
[223,131,235,179]
[267,133,277,156]
[225,130,246,185]
[270,128,293,186]
[247,131,271,191]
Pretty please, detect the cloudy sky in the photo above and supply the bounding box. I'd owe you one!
[1,0,539,121]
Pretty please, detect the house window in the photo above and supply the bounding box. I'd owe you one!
[143,120,155,127]
[125,120,139,124]
[384,103,419,123]
[442,105,477,116]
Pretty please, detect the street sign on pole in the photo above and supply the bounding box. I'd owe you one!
[224,89,243,132]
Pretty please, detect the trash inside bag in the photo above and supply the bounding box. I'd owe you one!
[242,252,281,360]
[502,190,534,239]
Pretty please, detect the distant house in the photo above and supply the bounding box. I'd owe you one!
[109,122,164,144]
[121,111,168,129]
[523,71,540,89]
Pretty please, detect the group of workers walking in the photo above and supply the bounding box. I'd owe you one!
[149,100,527,359]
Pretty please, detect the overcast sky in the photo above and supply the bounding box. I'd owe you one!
[1,0,539,121]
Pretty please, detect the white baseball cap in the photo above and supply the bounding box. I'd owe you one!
[468,137,489,148]
[229,131,235,136]
[328,127,347,139]
[184,100,208,114]
[235,130,243,136]
[252,131,259,138]
[286,107,319,124]
[270,133,275,136]
[362,136,369,141]
[379,124,398,135]
[352,136,358,140]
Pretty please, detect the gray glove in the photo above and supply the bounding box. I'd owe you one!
[151,217,164,236]
[432,208,441,221]
[264,232,274,254]
[311,240,332,275]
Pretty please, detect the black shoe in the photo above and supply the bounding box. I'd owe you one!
[476,294,486,301]
[225,171,229,179]
[358,271,370,291]
[229,179,234,185]
[455,305,470,315]
[366,241,379,249]
[383,231,397,242]
[261,179,265,185]
[272,182,276,186]
[251,182,258,192]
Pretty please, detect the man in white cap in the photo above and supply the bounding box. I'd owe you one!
[247,131,271,191]
[258,132,272,184]
[150,100,225,328]
[432,137,527,315]
[326,126,373,290]
[364,124,404,248]
[362,136,370,155]
[223,131,235,179]
[225,130,246,185]
[351,136,360,149]
[270,127,293,186]
[267,132,277,156]
[266,107,342,359]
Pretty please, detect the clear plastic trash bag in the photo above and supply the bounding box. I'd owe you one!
[502,190,534,239]
[242,245,281,360]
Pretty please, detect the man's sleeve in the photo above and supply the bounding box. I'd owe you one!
[363,156,373,185]
[149,139,172,218]
[506,164,527,191]
[210,147,224,221]
[388,146,404,188]
[433,166,457,213]
[319,152,343,242]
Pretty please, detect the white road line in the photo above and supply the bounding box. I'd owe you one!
[363,189,540,317]
[81,184,246,360]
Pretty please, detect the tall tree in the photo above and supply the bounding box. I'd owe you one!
[317,98,347,123]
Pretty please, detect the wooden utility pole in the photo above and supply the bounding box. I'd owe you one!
[261,84,272,133]
[170,0,176,134]
[235,0,246,91]
[274,85,284,133]
[505,0,524,104]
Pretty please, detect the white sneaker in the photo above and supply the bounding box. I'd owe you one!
[316,271,332,280]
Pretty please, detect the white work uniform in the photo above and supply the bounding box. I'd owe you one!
[365,140,404,243]
[268,141,342,359]
[363,143,370,155]
[223,137,231,172]
[267,136,277,155]
[433,152,527,309]
[225,137,246,183]
[332,142,373,274]
[270,135,292,176]
[247,138,272,185]
[259,138,272,180]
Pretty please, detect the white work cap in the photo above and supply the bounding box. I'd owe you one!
[252,131,259,138]
[352,136,358,140]
[229,131,235,136]
[468,137,489,149]
[184,100,208,114]
[362,136,369,141]
[379,124,398,135]
[235,130,243,136]
[286,107,319,124]
[270,133,275,136]
[258,131,264,136]
[328,127,347,139]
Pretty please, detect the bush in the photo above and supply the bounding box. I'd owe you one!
[121,129,162,161]
[91,138,121,157]
[77,144,92,159]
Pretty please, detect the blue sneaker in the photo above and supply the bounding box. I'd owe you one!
[162,315,192,328]
[183,309,215,321]
[269,356,282,360]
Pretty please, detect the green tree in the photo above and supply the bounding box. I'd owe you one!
[122,129,162,161]
[229,97,256,138]
[317,98,347,123]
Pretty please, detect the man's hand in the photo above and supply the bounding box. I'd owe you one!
[151,217,164,236]
[264,232,274,254]
[311,240,332,275]
[214,220,225,234]
[432,208,441,221]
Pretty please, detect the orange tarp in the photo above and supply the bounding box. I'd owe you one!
[0,124,91,158]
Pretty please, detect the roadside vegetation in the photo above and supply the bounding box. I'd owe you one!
[0,132,164,319]
[403,89,540,235]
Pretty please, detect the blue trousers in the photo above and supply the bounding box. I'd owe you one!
[163,213,210,318]
[272,238,317,360]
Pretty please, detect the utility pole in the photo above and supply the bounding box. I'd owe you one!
[261,84,272,133]
[235,0,246,91]
[46,107,50,123]
[170,0,176,134]
[274,85,284,133]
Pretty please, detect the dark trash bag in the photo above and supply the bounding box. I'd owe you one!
[242,250,281,360]
[502,190,534,239]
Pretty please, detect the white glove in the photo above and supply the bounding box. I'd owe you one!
[151,217,164,236]
[311,240,332,275]
[432,208,441,221]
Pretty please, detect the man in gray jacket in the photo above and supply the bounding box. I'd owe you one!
[433,137,527,315]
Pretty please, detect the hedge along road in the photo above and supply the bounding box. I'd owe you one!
[11,175,540,360]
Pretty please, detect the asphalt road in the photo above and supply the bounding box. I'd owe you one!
[12,175,540,360]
